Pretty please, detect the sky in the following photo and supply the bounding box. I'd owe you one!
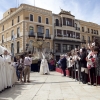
[0,0,100,25]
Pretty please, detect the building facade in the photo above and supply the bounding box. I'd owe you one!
[53,10,81,60]
[0,4,100,58]
[79,20,100,47]
[0,4,53,55]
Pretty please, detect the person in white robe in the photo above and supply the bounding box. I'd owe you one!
[2,50,13,87]
[0,46,7,91]
[40,53,50,75]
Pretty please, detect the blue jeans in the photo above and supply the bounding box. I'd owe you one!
[16,70,20,81]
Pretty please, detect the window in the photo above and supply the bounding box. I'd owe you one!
[2,35,4,43]
[37,26,44,33]
[75,23,77,28]
[37,26,44,37]
[67,45,71,51]
[63,44,67,52]
[55,43,61,52]
[46,18,49,24]
[11,43,14,56]
[46,29,49,37]
[17,27,20,37]
[67,18,72,26]
[17,42,20,53]
[82,35,84,41]
[30,14,33,21]
[88,36,90,43]
[94,30,96,34]
[55,19,59,26]
[29,26,34,35]
[91,29,93,33]
[82,27,84,32]
[76,33,80,39]
[18,16,20,22]
[2,25,4,31]
[97,30,98,35]
[12,20,14,26]
[38,16,41,23]
[57,29,62,37]
[88,28,90,33]
[11,30,14,40]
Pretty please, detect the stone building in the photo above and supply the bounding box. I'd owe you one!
[0,4,53,55]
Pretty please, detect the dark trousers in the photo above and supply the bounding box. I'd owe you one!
[81,71,88,84]
[90,67,96,84]
[62,68,66,76]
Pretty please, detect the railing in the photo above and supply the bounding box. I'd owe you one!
[54,23,62,27]
[55,34,80,39]
[28,33,35,37]
[75,27,80,31]
[37,32,44,38]
[82,40,86,43]
[45,35,51,39]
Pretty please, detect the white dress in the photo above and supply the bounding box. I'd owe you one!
[0,57,8,91]
[0,57,3,91]
[2,55,12,87]
[40,58,50,75]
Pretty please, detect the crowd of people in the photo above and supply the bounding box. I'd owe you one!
[57,39,100,86]
[0,49,17,92]
[0,49,32,92]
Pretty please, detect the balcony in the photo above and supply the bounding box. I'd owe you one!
[45,35,51,39]
[81,40,86,43]
[75,27,80,31]
[28,33,35,37]
[54,23,62,27]
[37,32,44,38]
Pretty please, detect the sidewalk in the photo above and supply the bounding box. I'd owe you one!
[0,72,100,100]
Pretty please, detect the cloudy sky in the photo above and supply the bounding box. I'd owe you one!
[0,0,100,24]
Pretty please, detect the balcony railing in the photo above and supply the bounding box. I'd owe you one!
[55,34,80,39]
[75,27,80,31]
[45,35,51,39]
[54,23,62,27]
[28,33,35,37]
[82,40,86,43]
[37,32,44,38]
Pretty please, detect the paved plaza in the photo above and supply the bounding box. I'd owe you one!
[0,72,100,100]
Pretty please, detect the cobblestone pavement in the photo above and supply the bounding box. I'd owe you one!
[0,72,100,100]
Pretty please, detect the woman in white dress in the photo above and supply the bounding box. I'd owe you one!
[40,53,50,75]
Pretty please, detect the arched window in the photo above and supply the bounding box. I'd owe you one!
[17,41,20,53]
[55,19,59,26]
[29,26,34,35]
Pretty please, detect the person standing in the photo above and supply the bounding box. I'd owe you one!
[40,53,50,75]
[24,53,32,83]
[2,50,12,87]
[80,48,88,84]
[60,55,67,76]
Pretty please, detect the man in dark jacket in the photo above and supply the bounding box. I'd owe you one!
[60,55,67,76]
